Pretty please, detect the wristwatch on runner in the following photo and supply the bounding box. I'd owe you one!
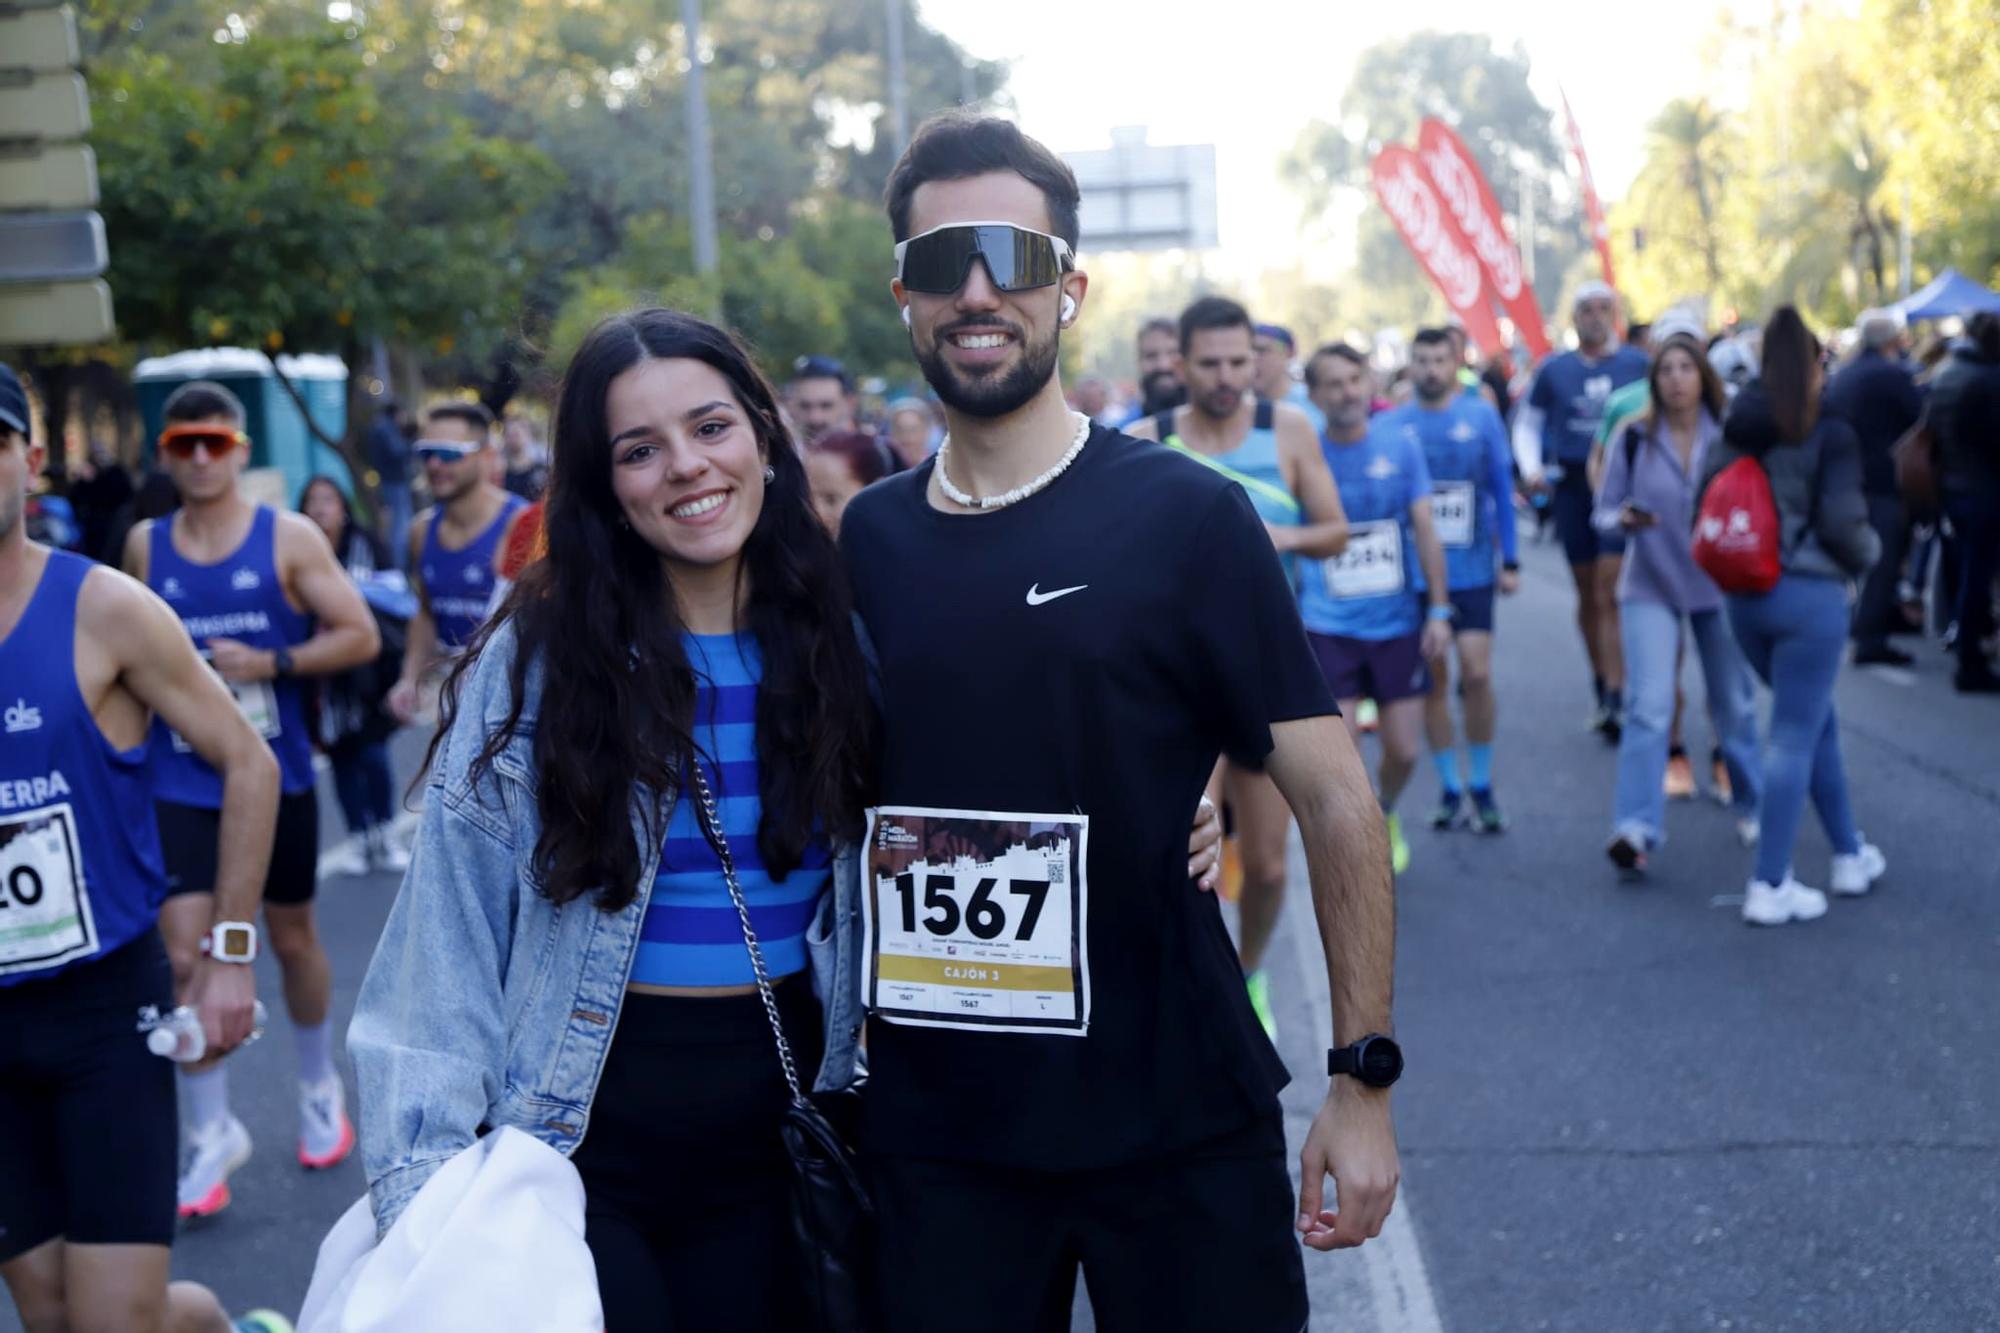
[1328,1034,1403,1088]
[200,921,260,964]
[270,647,295,678]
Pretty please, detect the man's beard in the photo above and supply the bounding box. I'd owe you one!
[0,490,18,542]
[916,320,1059,420]
[1192,385,1242,421]
[1140,371,1185,415]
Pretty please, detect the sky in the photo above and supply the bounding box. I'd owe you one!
[917,1,1714,274]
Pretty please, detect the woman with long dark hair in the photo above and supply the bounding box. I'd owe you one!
[1594,334,1761,875]
[1699,307,1883,925]
[347,310,878,1328]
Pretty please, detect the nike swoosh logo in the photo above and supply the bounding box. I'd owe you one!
[1025,583,1088,606]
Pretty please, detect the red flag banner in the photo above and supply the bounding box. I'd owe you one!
[1369,145,1505,359]
[1560,88,1616,290]
[1417,118,1551,359]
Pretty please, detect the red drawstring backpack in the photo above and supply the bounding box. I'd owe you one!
[1692,456,1783,593]
[1693,441,1821,595]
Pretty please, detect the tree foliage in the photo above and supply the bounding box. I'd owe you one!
[1282,32,1585,337]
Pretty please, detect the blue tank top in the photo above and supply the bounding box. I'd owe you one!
[420,494,524,652]
[1156,401,1302,577]
[1,551,168,986]
[148,506,315,803]
[629,632,830,988]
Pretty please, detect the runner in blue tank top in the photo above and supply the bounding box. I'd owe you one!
[388,400,526,725]
[0,374,296,1329]
[1126,296,1349,1039]
[122,380,379,1219]
[1388,330,1522,835]
[1296,343,1454,878]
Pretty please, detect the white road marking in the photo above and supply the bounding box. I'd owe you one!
[1283,865,1446,1333]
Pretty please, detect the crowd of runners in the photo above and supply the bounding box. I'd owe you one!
[3,106,1994,1332]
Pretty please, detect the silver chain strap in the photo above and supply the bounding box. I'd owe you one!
[685,761,806,1104]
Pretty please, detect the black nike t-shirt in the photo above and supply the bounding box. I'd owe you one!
[840,424,1338,1170]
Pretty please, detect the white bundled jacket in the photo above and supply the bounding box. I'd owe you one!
[298,1128,601,1333]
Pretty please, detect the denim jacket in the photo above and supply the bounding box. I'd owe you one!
[348,619,866,1237]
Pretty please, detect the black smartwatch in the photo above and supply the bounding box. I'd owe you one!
[1328,1034,1403,1088]
[271,647,295,679]
[1502,560,1521,573]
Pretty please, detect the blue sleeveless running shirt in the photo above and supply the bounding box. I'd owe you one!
[420,495,524,652]
[148,506,315,804]
[1,551,168,986]
[1155,401,1302,576]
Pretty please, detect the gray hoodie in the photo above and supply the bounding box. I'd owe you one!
[1698,380,1879,584]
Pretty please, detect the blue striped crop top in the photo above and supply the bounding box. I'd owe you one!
[629,632,831,988]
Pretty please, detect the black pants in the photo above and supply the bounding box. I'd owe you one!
[0,935,178,1260]
[571,981,823,1333]
[1947,491,2000,673]
[873,1111,1308,1333]
[1852,492,1909,650]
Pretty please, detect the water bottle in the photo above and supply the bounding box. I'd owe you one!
[145,1001,268,1062]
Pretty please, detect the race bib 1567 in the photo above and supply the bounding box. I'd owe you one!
[863,806,1089,1036]
[0,803,98,976]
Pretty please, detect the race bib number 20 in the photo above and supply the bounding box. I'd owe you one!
[863,806,1089,1036]
[0,804,98,977]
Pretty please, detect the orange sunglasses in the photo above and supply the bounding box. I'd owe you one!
[158,424,249,460]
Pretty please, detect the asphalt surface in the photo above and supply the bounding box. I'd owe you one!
[5,532,1996,1332]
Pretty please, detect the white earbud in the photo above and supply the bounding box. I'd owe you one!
[1060,294,1077,324]
[900,306,912,327]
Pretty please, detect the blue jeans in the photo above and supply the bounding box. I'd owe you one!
[1726,576,1863,884]
[331,739,395,836]
[1613,600,1761,846]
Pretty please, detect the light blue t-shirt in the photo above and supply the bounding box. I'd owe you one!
[1296,421,1431,641]
[1382,395,1518,591]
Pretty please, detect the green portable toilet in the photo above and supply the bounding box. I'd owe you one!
[133,349,354,509]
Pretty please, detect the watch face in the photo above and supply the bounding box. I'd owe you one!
[1360,1037,1404,1085]
[220,925,254,957]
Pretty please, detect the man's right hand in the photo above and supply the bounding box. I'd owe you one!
[1618,502,1658,533]
[188,957,259,1055]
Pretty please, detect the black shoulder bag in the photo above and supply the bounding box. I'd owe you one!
[687,762,878,1333]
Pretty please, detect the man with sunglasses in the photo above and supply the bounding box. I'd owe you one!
[385,402,525,725]
[122,380,379,1220]
[840,113,1400,1333]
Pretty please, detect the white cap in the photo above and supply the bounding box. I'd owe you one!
[1651,309,1706,346]
[1572,280,1616,308]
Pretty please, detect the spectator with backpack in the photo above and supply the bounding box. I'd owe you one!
[1593,333,1762,877]
[1696,307,1884,926]
[300,476,410,875]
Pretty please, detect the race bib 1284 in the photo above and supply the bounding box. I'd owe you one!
[863,806,1089,1036]
[0,803,98,976]
[1324,519,1405,599]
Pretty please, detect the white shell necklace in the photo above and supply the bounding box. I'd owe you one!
[935,410,1091,511]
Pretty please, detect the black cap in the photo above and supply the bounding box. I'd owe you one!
[0,363,27,437]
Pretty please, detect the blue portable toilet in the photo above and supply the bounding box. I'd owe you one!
[133,349,354,507]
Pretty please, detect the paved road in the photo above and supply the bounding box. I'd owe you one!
[7,535,1996,1331]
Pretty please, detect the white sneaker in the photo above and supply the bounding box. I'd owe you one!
[366,827,411,873]
[177,1114,252,1218]
[297,1074,355,1169]
[1829,841,1886,895]
[1735,817,1761,848]
[1742,875,1829,926]
[319,835,368,878]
